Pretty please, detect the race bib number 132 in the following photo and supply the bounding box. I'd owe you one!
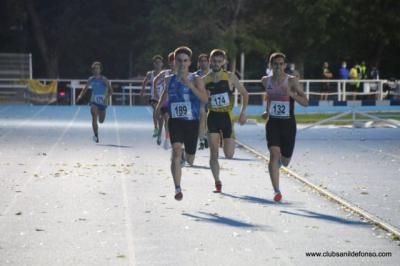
[269,101,290,117]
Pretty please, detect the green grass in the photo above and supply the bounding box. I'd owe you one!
[238,112,400,125]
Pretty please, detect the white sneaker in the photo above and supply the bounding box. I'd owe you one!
[163,139,170,150]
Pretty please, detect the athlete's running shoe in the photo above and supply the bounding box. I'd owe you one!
[175,192,183,201]
[273,191,282,202]
[163,139,170,150]
[152,128,158,137]
[157,134,162,145]
[93,135,99,143]
[199,138,208,150]
[175,187,183,201]
[215,181,222,193]
[199,139,205,150]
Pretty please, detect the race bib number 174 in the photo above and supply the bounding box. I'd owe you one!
[211,92,230,108]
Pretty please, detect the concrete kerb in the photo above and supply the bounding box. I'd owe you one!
[235,139,400,240]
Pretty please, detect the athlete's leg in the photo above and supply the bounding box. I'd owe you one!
[185,153,195,166]
[171,142,183,188]
[150,101,158,136]
[98,110,106,123]
[268,145,281,193]
[223,114,235,158]
[208,133,221,183]
[223,138,235,159]
[280,118,296,167]
[158,114,164,134]
[163,112,170,149]
[157,112,163,145]
[198,105,207,149]
[90,105,99,137]
[164,113,169,135]
[152,102,158,127]
[183,122,199,166]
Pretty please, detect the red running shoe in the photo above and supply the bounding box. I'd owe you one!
[273,192,282,202]
[215,181,222,193]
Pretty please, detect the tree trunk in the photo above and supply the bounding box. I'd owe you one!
[229,0,243,74]
[24,0,59,78]
[373,40,385,68]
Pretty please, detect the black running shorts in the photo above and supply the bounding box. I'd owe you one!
[168,118,199,155]
[207,111,234,139]
[266,117,297,158]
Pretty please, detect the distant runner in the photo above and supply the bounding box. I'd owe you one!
[77,61,112,143]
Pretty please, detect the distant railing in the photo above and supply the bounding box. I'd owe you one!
[0,78,399,105]
[238,79,391,104]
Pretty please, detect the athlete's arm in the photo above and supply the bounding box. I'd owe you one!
[155,76,170,118]
[184,75,208,104]
[103,77,113,105]
[153,70,166,99]
[140,72,150,97]
[102,77,113,96]
[289,77,309,107]
[231,73,248,125]
[77,77,92,103]
[261,76,270,119]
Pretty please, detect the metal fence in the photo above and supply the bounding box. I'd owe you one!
[0,53,32,80]
[0,78,399,105]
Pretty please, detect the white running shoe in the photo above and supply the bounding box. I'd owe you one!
[163,139,171,150]
[152,128,158,137]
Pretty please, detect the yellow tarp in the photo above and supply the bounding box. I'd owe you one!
[22,80,58,95]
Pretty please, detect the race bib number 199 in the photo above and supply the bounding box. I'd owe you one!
[171,102,192,119]
[269,101,290,117]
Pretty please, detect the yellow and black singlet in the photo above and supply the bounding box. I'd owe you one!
[204,71,234,113]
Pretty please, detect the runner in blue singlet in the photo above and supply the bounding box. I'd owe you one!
[77,61,112,143]
[156,46,208,201]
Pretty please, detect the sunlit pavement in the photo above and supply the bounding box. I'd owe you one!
[0,105,398,266]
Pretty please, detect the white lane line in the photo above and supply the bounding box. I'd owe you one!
[235,139,400,239]
[145,106,153,116]
[0,107,81,217]
[0,105,48,139]
[112,107,136,266]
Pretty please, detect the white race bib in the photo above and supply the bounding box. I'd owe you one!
[211,92,230,108]
[269,101,290,117]
[95,95,105,105]
[171,102,192,119]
